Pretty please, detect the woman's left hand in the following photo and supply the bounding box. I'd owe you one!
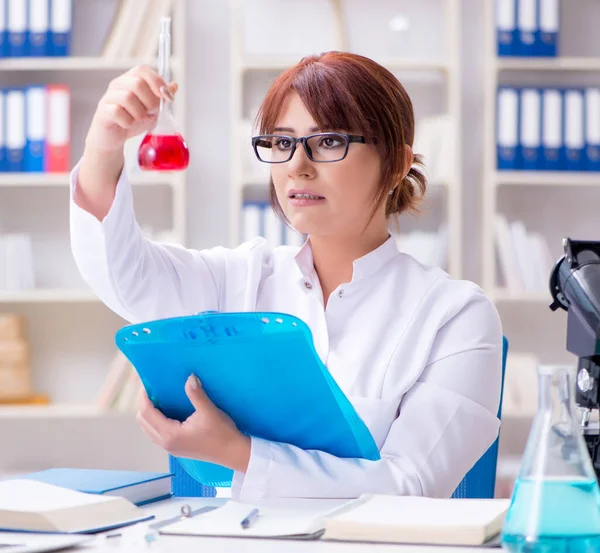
[136,375,251,472]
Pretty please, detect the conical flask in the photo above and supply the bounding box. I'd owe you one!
[138,17,189,172]
[501,365,600,552]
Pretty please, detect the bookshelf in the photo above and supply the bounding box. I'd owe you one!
[482,2,600,310]
[0,0,187,446]
[0,56,182,71]
[228,0,464,278]
[481,0,600,493]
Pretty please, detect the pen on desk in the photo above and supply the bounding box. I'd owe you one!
[240,508,260,529]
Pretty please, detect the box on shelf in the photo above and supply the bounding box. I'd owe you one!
[0,314,41,402]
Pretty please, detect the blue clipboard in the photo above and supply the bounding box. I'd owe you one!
[115,311,380,488]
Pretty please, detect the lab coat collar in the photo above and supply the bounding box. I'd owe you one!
[293,234,400,283]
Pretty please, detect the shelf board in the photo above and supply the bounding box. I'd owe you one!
[241,55,450,73]
[0,56,180,72]
[497,56,600,71]
[496,171,600,186]
[492,289,552,303]
[0,289,100,303]
[0,404,130,418]
[0,172,179,187]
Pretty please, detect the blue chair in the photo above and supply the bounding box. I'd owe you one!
[451,335,509,499]
[169,336,509,498]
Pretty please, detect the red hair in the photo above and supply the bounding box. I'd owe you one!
[255,51,426,219]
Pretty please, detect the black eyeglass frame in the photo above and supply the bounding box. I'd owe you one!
[251,132,368,164]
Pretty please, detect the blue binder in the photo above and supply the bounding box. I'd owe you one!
[115,311,381,488]
[28,0,50,57]
[0,0,7,57]
[496,0,519,56]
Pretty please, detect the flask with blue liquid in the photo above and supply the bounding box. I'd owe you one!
[501,365,600,552]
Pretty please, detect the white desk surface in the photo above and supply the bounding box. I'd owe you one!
[0,497,495,553]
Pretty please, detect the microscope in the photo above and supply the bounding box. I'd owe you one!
[550,237,600,479]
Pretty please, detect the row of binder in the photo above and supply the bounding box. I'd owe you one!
[0,0,72,57]
[242,202,306,248]
[497,87,600,172]
[496,0,559,57]
[0,86,71,173]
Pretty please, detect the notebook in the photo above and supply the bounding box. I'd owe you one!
[115,311,380,487]
[0,535,92,553]
[0,480,152,534]
[159,494,511,547]
[10,469,172,506]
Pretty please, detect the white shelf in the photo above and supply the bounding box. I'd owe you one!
[0,172,180,187]
[497,56,600,71]
[241,54,451,73]
[0,289,100,303]
[0,404,109,419]
[491,289,552,304]
[0,56,181,72]
[496,171,600,187]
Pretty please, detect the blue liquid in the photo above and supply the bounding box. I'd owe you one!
[502,477,600,553]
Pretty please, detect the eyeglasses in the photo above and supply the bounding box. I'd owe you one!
[252,133,367,163]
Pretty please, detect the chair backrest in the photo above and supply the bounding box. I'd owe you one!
[170,336,509,498]
[451,335,509,499]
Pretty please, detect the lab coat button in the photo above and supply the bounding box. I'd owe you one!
[338,289,344,298]
[304,281,313,290]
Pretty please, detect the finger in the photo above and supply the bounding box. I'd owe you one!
[103,103,136,129]
[138,387,153,410]
[112,75,161,113]
[159,85,174,103]
[185,375,215,413]
[167,82,178,97]
[105,89,148,122]
[136,411,163,444]
[138,395,180,436]
[129,65,170,100]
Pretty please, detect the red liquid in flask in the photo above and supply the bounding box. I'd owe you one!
[138,133,190,171]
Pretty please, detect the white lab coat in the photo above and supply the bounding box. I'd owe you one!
[69,163,503,501]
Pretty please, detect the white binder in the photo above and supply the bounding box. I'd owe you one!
[496,0,517,56]
[539,0,559,56]
[28,0,49,55]
[541,88,562,170]
[242,202,262,244]
[263,205,283,248]
[564,89,584,171]
[5,88,25,171]
[585,88,600,171]
[520,88,541,169]
[497,88,519,169]
[517,0,537,55]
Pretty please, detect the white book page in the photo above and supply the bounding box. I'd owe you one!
[330,496,510,528]
[0,480,115,512]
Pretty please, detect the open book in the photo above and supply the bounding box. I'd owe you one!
[160,494,511,546]
[0,480,152,533]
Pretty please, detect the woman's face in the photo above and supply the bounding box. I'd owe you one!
[269,93,385,239]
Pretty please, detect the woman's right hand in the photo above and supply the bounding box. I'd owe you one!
[84,65,178,154]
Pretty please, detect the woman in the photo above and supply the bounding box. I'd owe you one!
[70,51,502,501]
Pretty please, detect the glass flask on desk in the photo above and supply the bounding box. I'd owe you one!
[501,365,600,553]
